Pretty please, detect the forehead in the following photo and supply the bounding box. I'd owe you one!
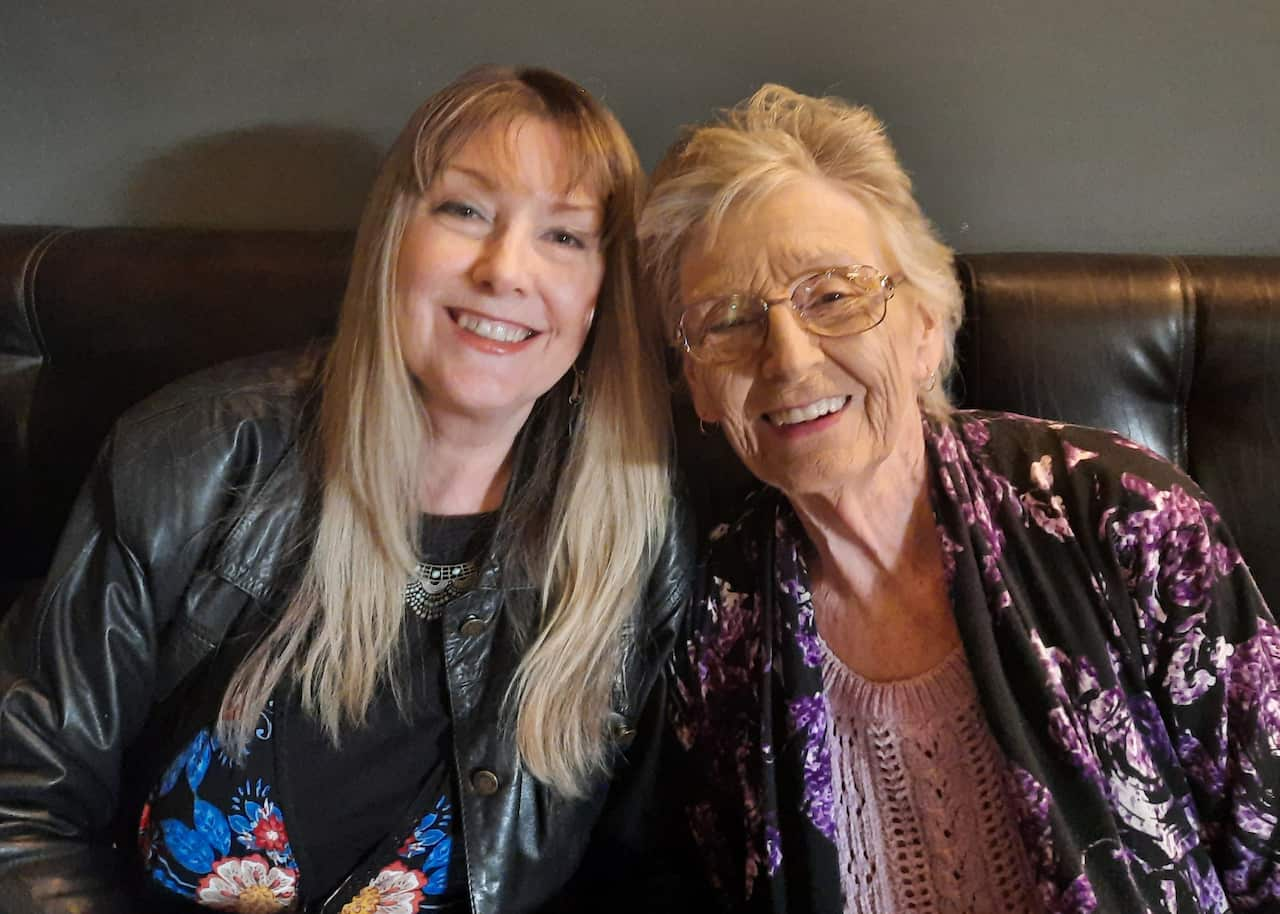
[679,176,887,301]
[442,117,604,210]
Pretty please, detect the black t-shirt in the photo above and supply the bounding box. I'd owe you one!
[285,511,497,907]
[139,512,499,911]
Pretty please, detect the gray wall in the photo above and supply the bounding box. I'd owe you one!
[2,0,1277,254]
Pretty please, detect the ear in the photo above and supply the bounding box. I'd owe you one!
[912,299,945,386]
[682,358,722,424]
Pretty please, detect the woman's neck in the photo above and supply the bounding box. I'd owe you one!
[791,428,957,680]
[788,421,942,624]
[415,404,532,515]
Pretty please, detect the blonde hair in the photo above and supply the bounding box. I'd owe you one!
[639,84,962,418]
[218,66,671,796]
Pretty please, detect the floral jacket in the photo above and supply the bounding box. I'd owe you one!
[668,411,1280,914]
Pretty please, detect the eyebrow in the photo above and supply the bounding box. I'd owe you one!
[443,165,602,218]
[445,164,498,190]
[773,248,866,278]
[548,200,602,217]
[690,253,866,301]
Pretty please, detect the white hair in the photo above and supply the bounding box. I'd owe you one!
[639,83,962,418]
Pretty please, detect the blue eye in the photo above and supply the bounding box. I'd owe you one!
[437,200,482,220]
[549,230,586,249]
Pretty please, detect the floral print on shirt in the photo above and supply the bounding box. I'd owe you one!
[340,862,427,914]
[669,411,1280,914]
[140,723,300,910]
[141,714,457,912]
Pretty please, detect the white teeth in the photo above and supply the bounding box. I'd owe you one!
[457,312,534,343]
[767,396,849,426]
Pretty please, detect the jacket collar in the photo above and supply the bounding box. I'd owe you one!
[210,439,311,607]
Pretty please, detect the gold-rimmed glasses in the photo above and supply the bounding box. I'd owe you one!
[675,265,902,365]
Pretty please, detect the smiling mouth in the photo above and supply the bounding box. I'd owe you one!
[765,395,851,427]
[452,309,537,343]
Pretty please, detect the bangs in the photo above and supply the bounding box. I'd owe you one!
[406,68,634,245]
[685,128,820,254]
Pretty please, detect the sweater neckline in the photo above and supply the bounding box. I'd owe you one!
[818,634,974,722]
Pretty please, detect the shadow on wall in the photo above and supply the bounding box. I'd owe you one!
[124,124,384,229]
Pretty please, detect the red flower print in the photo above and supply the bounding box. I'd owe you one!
[252,811,289,853]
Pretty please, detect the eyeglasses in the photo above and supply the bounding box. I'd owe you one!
[675,265,902,365]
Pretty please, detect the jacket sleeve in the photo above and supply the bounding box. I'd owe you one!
[0,430,195,914]
[1114,473,1280,910]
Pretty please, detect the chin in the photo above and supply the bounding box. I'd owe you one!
[424,386,525,418]
[765,449,878,499]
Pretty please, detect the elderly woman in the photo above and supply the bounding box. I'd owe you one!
[639,86,1279,913]
[0,67,688,913]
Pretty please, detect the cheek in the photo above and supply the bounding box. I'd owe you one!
[834,335,916,430]
[395,290,444,365]
[396,218,459,296]
[719,420,767,485]
[703,376,762,460]
[550,258,606,331]
[687,363,741,425]
[719,408,757,451]
[396,252,447,339]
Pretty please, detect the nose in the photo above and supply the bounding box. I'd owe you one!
[469,226,530,297]
[759,305,824,380]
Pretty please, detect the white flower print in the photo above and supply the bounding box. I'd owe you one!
[340,862,427,914]
[1031,454,1054,491]
[1163,614,1234,706]
[196,854,297,912]
[1063,441,1099,470]
[1021,454,1074,541]
[1022,491,1074,541]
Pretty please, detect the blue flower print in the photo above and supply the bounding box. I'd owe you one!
[397,794,453,895]
[158,728,212,797]
[150,862,191,899]
[228,780,295,869]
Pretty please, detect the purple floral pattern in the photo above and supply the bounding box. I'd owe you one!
[667,564,775,895]
[670,410,1280,913]
[787,693,835,840]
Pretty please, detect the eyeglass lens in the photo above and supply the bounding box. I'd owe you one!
[685,266,890,363]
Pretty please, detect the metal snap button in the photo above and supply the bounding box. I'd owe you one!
[459,615,488,637]
[609,715,637,749]
[470,769,500,796]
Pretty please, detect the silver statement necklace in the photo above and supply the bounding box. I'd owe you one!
[404,560,479,620]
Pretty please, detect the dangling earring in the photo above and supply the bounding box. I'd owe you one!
[569,366,584,406]
[698,418,708,436]
[924,369,938,393]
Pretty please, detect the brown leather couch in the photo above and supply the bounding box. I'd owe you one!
[3,227,1278,614]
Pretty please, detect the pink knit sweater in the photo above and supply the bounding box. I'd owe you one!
[821,639,1042,913]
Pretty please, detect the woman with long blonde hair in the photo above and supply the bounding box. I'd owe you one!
[0,66,688,914]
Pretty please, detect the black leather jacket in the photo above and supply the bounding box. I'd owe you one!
[0,352,693,914]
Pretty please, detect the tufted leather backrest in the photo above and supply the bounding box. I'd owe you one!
[956,254,1196,464]
[0,227,350,607]
[954,253,1280,608]
[1181,257,1280,603]
[2,228,1277,611]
